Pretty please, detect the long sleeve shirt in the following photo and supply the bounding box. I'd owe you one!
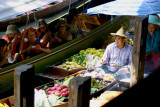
[102,42,133,72]
[146,29,160,54]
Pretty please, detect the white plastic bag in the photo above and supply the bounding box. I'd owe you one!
[34,89,50,107]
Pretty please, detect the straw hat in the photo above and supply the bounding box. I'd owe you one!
[5,24,20,35]
[110,26,129,38]
[37,19,47,28]
[55,18,70,30]
[22,28,41,38]
[148,15,160,26]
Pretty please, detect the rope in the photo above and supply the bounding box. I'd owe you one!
[80,0,85,31]
[68,0,72,13]
[34,9,37,27]
[19,13,29,54]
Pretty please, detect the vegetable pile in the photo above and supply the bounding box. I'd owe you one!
[66,48,104,67]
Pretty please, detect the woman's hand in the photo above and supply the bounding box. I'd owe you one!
[27,45,32,52]
[36,44,41,50]
[100,59,106,65]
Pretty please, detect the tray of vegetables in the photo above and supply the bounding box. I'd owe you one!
[36,61,86,80]
[35,70,117,107]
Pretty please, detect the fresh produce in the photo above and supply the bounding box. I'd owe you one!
[57,62,82,70]
[44,82,69,100]
[90,78,105,94]
[34,89,59,107]
[0,103,9,107]
[103,74,115,81]
[84,71,105,79]
[63,74,106,94]
[63,76,74,87]
[66,48,104,67]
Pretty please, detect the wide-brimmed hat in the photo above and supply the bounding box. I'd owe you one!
[5,24,20,35]
[110,26,129,39]
[22,28,41,38]
[148,15,160,26]
[55,18,70,30]
[37,19,47,28]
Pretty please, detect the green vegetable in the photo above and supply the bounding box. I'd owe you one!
[63,76,74,87]
[58,97,69,102]
[91,88,98,94]
[43,86,48,90]
[54,80,63,86]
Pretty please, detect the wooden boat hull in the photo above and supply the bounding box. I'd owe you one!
[0,16,129,95]
[0,0,81,29]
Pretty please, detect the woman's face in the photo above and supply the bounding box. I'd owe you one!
[73,14,78,21]
[59,24,67,32]
[8,33,15,39]
[40,26,47,32]
[27,31,36,42]
[148,23,157,35]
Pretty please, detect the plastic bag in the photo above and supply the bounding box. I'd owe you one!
[34,89,50,107]
[85,54,94,68]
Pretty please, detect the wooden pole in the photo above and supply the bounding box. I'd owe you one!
[68,76,91,107]
[130,16,148,87]
[14,64,34,107]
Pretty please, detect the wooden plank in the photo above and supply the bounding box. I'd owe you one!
[130,16,148,87]
[68,76,91,107]
[14,65,34,107]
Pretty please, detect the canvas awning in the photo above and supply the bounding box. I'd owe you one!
[87,0,160,16]
[0,0,59,21]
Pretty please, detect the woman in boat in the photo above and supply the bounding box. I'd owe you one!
[67,8,86,39]
[36,19,52,47]
[0,39,9,68]
[2,24,22,63]
[145,15,160,72]
[20,28,51,60]
[50,18,72,47]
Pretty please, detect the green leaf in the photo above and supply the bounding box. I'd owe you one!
[91,88,98,94]
[54,80,63,85]
[43,85,48,90]
[58,97,68,102]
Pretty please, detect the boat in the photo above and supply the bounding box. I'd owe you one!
[0,14,130,96]
[0,0,87,29]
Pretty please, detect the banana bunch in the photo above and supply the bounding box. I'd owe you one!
[0,103,9,107]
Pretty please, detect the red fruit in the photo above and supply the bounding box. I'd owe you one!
[61,88,68,93]
[49,90,56,95]
[47,90,52,94]
[66,91,69,95]
[45,88,50,92]
[61,85,67,89]
[57,87,62,91]
[54,91,61,96]
[50,87,56,91]
[54,83,60,87]
[61,92,68,97]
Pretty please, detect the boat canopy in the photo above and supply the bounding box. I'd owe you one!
[0,0,60,21]
[87,0,160,16]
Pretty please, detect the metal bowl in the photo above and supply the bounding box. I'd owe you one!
[114,73,151,88]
